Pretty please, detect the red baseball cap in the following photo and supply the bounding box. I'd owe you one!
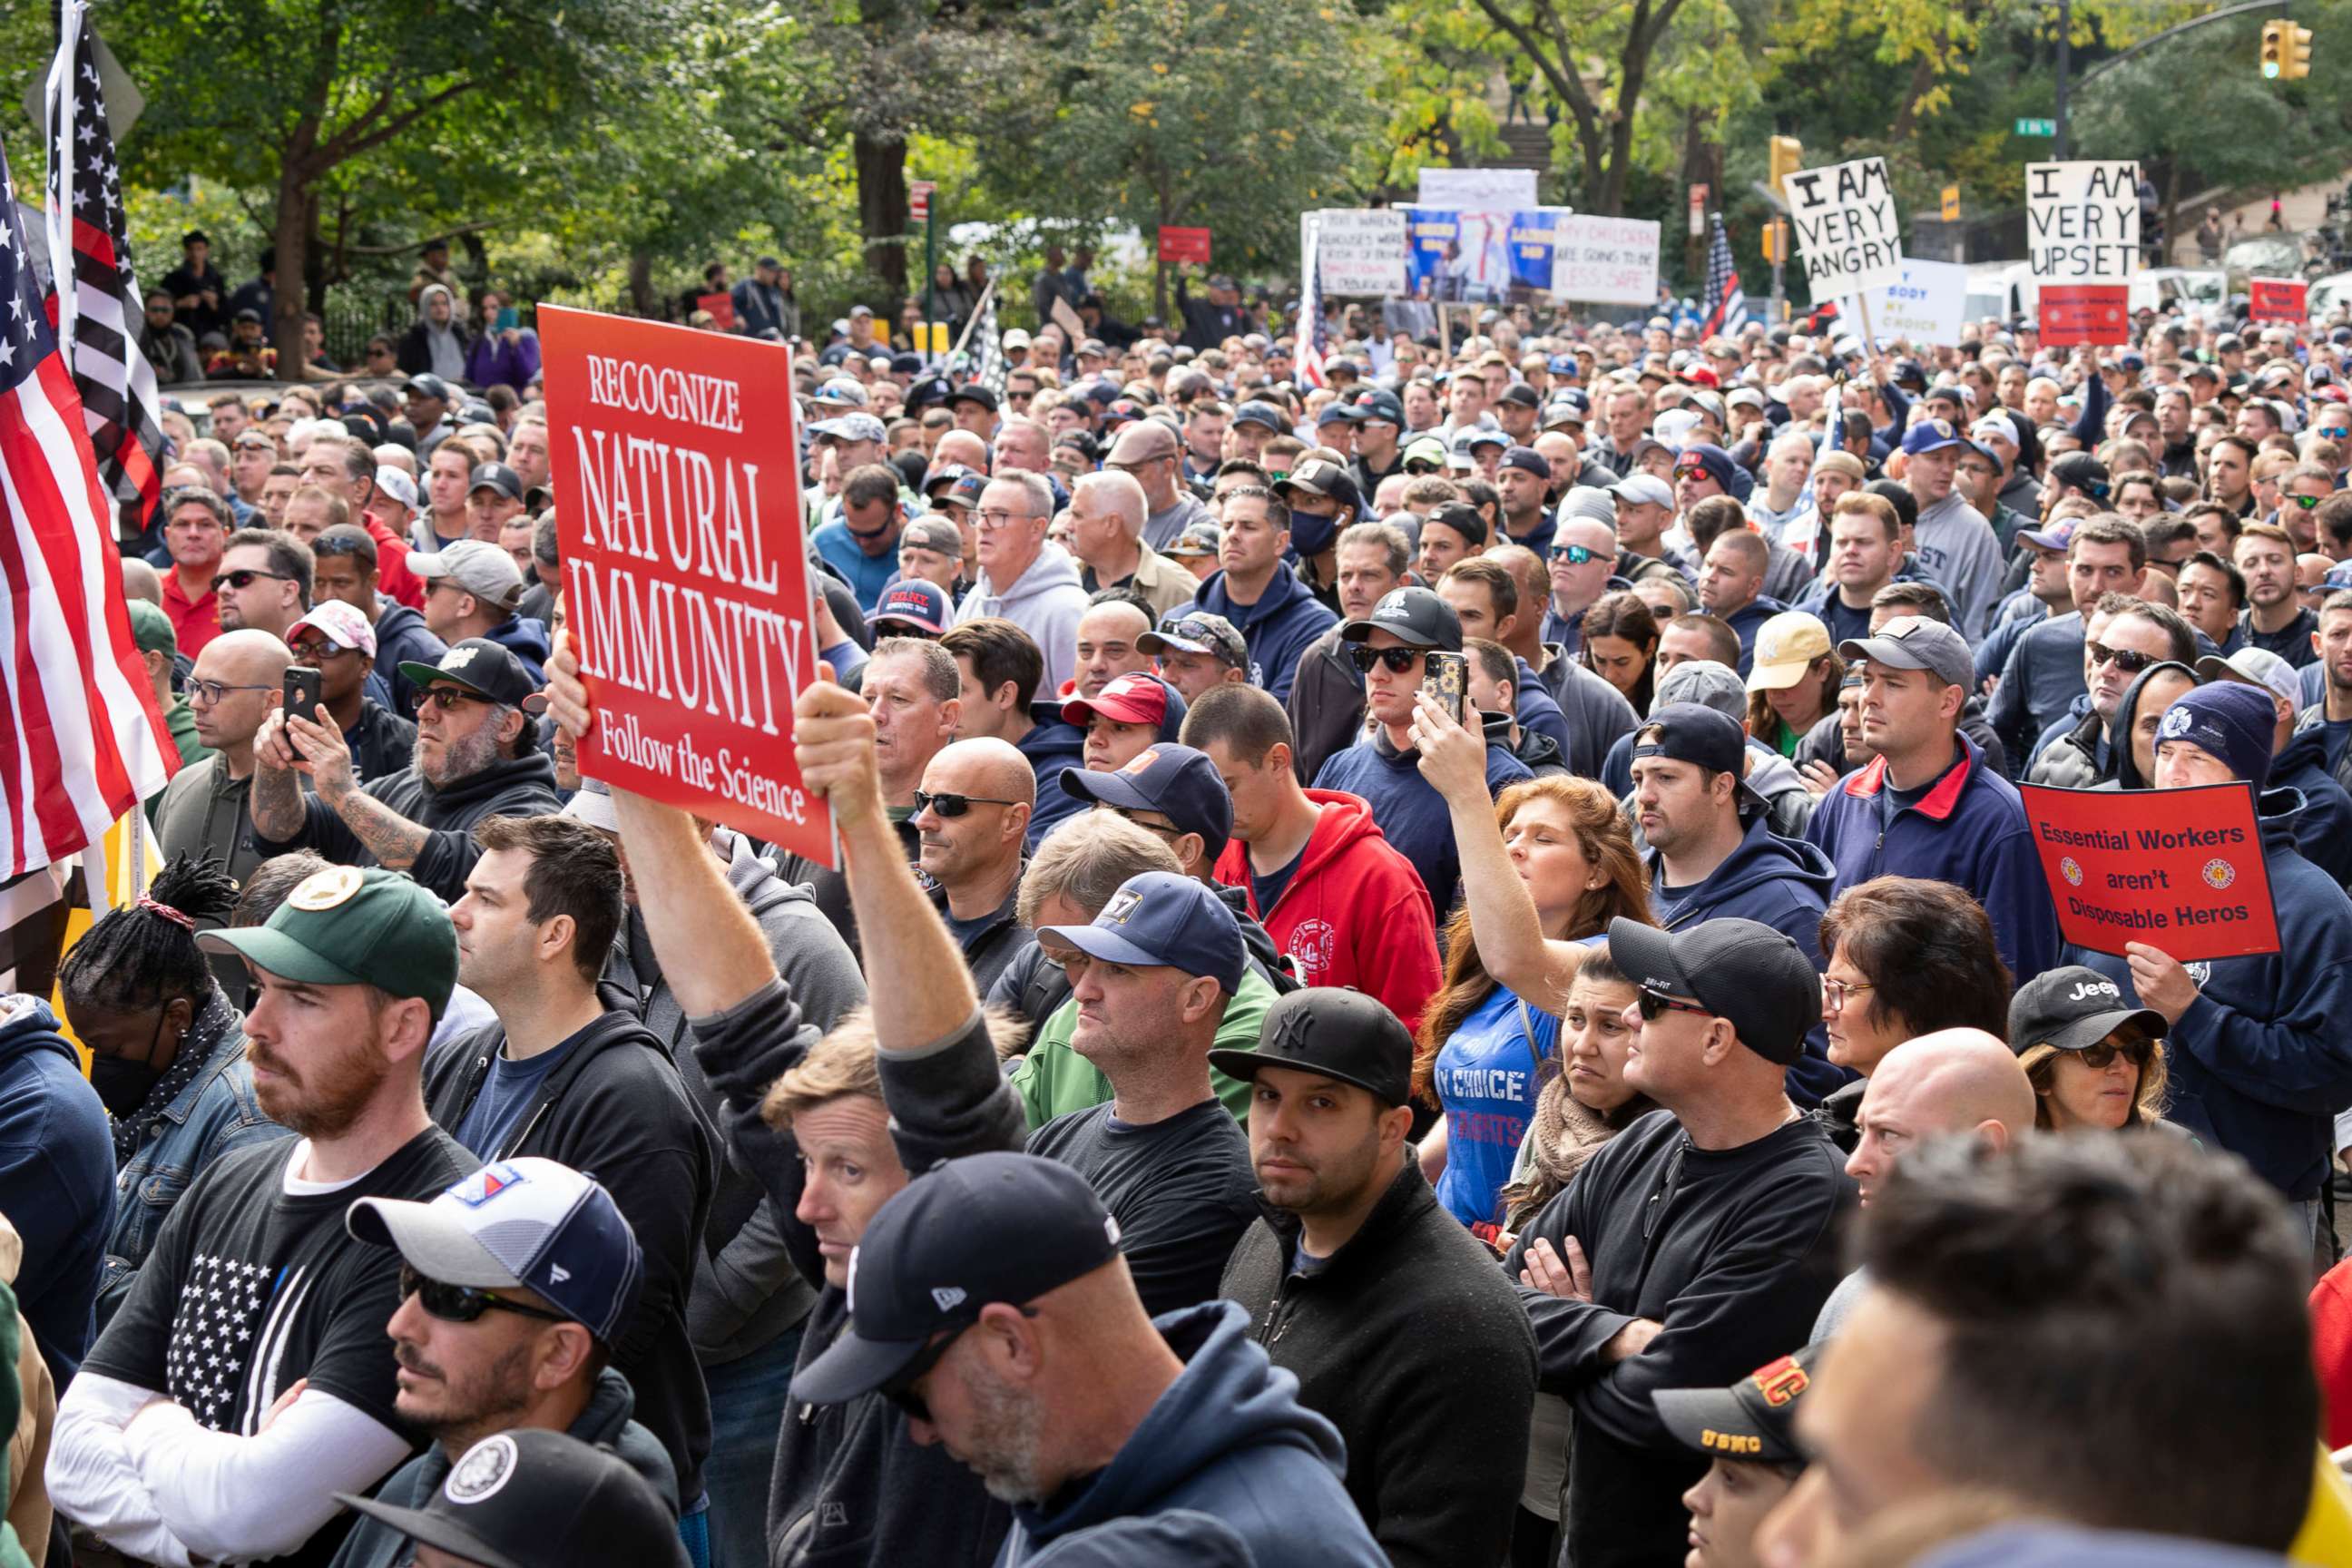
[1063,671,1172,728]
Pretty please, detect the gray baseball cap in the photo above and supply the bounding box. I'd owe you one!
[408,540,523,612]
[1839,617,1974,691]
[1651,658,1747,720]
[1556,485,1619,527]
[1610,473,1675,510]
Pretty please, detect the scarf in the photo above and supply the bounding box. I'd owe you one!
[1501,1076,1658,1230]
[112,985,240,1165]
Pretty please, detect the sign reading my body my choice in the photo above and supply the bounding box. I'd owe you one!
[2019,781,2278,961]
[538,305,836,867]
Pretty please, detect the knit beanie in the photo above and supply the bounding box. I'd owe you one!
[2154,681,2276,793]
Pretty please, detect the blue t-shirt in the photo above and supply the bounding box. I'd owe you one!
[453,1027,586,1160]
[1433,983,1562,1228]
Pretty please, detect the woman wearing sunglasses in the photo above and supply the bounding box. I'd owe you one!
[2008,964,2171,1132]
[1406,691,1653,1236]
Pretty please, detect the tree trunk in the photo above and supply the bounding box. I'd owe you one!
[2162,159,2181,268]
[302,197,328,314]
[856,128,908,297]
[270,162,314,381]
[626,250,658,318]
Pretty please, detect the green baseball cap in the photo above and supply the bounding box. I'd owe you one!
[125,599,177,658]
[198,866,457,1023]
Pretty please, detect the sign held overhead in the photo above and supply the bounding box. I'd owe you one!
[2026,161,2141,283]
[1784,157,1904,298]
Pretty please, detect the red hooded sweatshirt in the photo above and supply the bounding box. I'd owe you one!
[1213,789,1443,1034]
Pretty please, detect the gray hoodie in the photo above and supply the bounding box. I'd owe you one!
[955,544,1090,694]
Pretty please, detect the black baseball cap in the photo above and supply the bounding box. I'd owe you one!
[1606,915,1821,1066]
[1499,383,1543,410]
[397,638,541,709]
[2050,451,2112,499]
[1632,704,1767,813]
[336,1429,688,1568]
[468,462,525,503]
[1339,586,1463,652]
[1208,987,1413,1106]
[790,1152,1123,1405]
[1499,446,1551,480]
[2007,965,2166,1056]
[1653,1346,1818,1467]
[950,382,999,412]
[1423,501,1489,548]
[1277,458,1364,516]
[403,373,453,404]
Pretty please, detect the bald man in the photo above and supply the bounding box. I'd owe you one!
[155,631,295,978]
[931,428,990,478]
[1072,599,1155,699]
[121,557,164,606]
[912,737,1035,992]
[1069,470,1195,622]
[1815,1028,2036,1337]
[1109,419,1214,551]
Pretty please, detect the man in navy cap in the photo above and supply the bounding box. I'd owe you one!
[1348,388,1406,498]
[1896,419,2003,640]
[789,1152,1385,1565]
[1214,991,1535,1567]
[1495,445,1557,557]
[1506,916,1849,1568]
[2077,681,2352,1216]
[1274,457,1364,613]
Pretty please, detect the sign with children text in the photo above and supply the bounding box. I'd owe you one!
[1785,157,1904,298]
[2019,782,2278,961]
[538,306,835,867]
[2027,162,2141,283]
[1551,214,1661,306]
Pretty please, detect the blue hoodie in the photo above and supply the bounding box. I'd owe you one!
[996,1301,1385,1568]
[483,613,551,687]
[2079,789,2352,1200]
[1720,594,1789,679]
[1187,566,1338,706]
[2270,726,2352,889]
[1650,814,1847,1106]
[1016,701,1089,853]
[1804,734,2060,988]
[0,995,113,1383]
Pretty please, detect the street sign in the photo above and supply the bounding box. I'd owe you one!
[1688,183,1708,238]
[2016,118,2057,137]
[908,180,936,223]
[1941,185,1961,222]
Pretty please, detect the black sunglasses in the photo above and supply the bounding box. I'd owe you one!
[912,789,1020,818]
[399,1264,570,1326]
[878,1303,1038,1422]
[418,686,493,712]
[1635,986,1711,1023]
[220,568,293,591]
[2078,1037,2154,1071]
[1348,644,1424,675]
[2087,642,2157,675]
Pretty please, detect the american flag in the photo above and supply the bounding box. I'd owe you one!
[44,0,168,551]
[1700,212,1746,338]
[0,131,176,878]
[1295,220,1328,389]
[969,279,1006,398]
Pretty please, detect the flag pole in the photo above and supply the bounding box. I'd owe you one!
[949,278,997,364]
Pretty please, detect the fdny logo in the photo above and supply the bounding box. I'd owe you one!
[289,865,364,910]
[445,1434,519,1504]
[443,645,480,671]
[2160,706,2195,740]
[2201,858,2236,890]
[1289,919,1338,982]
[2061,858,2084,887]
[2185,960,2213,986]
[1120,748,1161,777]
[453,1162,526,1207]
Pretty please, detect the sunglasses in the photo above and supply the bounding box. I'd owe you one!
[417,686,493,712]
[912,789,1020,818]
[220,568,293,591]
[1551,544,1597,565]
[2088,642,2157,675]
[399,1265,570,1327]
[2078,1037,2155,1071]
[1349,644,1424,675]
[2289,493,2326,510]
[1636,986,1712,1022]
[878,1304,1038,1422]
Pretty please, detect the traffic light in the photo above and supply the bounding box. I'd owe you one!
[2263,18,2287,75]
[1769,136,1803,198]
[2286,22,2314,78]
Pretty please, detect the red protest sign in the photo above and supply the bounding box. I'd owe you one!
[1158,226,1211,265]
[695,292,737,331]
[2249,276,2308,323]
[537,306,836,867]
[2019,782,2278,961]
[2037,283,2130,347]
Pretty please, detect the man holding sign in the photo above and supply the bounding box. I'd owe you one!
[2075,682,2352,1217]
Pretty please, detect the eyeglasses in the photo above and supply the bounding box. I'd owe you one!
[912,789,1020,818]
[2088,642,2158,675]
[186,678,274,705]
[2079,1037,2155,1071]
[1552,544,1597,565]
[400,1265,572,1327]
[1348,644,1424,675]
[974,509,1032,532]
[1108,807,1185,839]
[2289,493,2326,510]
[417,686,492,712]
[1822,977,1877,1012]
[1635,986,1712,1022]
[290,641,353,662]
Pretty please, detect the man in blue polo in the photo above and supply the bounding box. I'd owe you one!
[1805,616,2058,985]
[1897,419,2003,642]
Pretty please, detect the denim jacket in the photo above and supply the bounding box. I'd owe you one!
[96,1030,287,1329]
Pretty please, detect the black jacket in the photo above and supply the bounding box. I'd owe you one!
[1502,1112,1852,1568]
[259,747,564,902]
[1286,624,1367,787]
[688,981,1024,1568]
[931,871,1029,997]
[1220,1161,1534,1568]
[423,1004,716,1499]
[345,698,416,787]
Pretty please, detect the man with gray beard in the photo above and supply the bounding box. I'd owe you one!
[248,639,563,901]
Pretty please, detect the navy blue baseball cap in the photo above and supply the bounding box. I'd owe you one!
[1500,445,1551,480]
[1315,401,1358,427]
[1036,870,1246,993]
[1339,585,1463,651]
[789,1152,1124,1406]
[1899,417,1967,456]
[1061,743,1233,863]
[1232,400,1288,432]
[867,580,951,635]
[347,1158,644,1347]
[1353,389,1404,425]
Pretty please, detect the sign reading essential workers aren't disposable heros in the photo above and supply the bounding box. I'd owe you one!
[2018,782,2278,962]
[538,305,836,867]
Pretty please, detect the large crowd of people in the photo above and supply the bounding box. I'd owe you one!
[15,240,2352,1568]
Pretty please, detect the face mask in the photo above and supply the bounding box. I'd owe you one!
[1289,507,1345,557]
[91,1053,163,1120]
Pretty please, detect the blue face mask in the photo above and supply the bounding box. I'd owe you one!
[1289,506,1345,557]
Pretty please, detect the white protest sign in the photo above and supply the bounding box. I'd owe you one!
[1416,167,1537,211]
[1785,157,1904,298]
[2026,162,2141,283]
[1836,260,1969,347]
[1550,215,1660,306]
[1313,210,1407,297]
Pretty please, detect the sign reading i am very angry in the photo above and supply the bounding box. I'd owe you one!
[1784,157,1904,298]
[538,305,835,867]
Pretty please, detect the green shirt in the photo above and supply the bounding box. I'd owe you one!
[1012,965,1275,1130]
